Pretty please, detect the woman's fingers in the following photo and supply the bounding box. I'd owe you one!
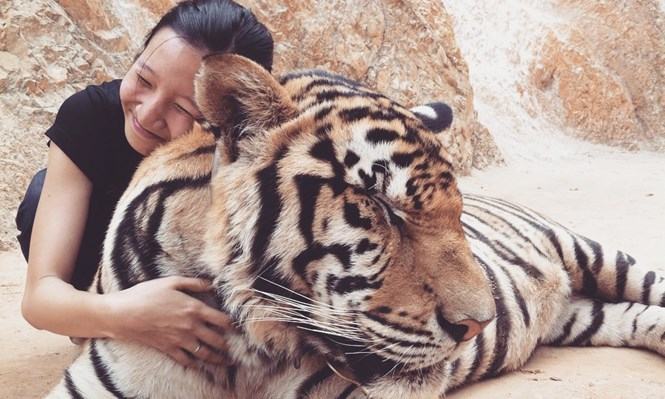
[194,325,230,361]
[186,341,228,365]
[164,276,213,293]
[199,305,235,331]
[116,276,237,367]
[169,347,195,367]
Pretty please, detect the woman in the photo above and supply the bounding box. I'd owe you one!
[17,0,273,368]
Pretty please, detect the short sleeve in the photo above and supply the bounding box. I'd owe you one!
[45,82,120,184]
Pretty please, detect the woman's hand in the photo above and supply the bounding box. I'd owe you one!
[103,276,234,367]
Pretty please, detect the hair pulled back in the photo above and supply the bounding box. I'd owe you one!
[143,0,273,71]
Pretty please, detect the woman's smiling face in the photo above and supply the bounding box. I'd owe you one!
[120,27,206,156]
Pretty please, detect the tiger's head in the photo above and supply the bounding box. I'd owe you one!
[196,54,495,397]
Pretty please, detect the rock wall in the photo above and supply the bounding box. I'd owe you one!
[0,0,146,250]
[0,0,496,250]
[529,0,665,150]
[444,0,665,162]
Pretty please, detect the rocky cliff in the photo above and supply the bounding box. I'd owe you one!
[444,0,665,161]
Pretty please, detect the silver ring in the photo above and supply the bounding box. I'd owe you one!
[193,343,202,354]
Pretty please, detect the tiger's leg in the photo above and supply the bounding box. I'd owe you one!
[543,297,665,356]
[554,231,665,306]
[462,195,665,305]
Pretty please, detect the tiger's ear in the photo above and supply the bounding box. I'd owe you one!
[410,102,453,134]
[195,54,297,161]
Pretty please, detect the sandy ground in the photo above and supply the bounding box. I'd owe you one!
[1,149,664,398]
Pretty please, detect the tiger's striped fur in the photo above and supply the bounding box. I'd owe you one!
[47,54,665,399]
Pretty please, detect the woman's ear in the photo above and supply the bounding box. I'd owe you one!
[195,54,297,161]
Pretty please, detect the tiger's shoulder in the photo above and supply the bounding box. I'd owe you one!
[128,125,216,189]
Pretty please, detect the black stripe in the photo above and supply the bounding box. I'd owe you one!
[297,79,358,101]
[366,128,399,144]
[333,274,382,294]
[64,369,85,399]
[632,314,639,338]
[295,175,324,245]
[141,176,212,281]
[449,358,461,379]
[494,240,544,280]
[316,89,381,104]
[462,202,548,259]
[293,242,353,278]
[363,312,432,337]
[373,343,429,359]
[570,301,604,346]
[475,257,510,379]
[367,257,391,281]
[251,162,283,276]
[280,70,362,88]
[573,238,598,296]
[615,251,635,301]
[89,340,132,399]
[338,106,407,124]
[314,105,334,120]
[365,325,440,349]
[296,367,334,399]
[314,123,333,138]
[500,265,531,327]
[344,150,360,168]
[581,236,604,274]
[463,332,485,384]
[631,305,651,339]
[226,365,237,391]
[358,169,376,191]
[465,195,566,264]
[309,138,346,178]
[343,201,372,229]
[227,239,243,265]
[336,384,358,399]
[462,221,543,280]
[174,144,215,161]
[111,174,211,289]
[548,312,577,346]
[642,271,656,304]
[95,270,103,294]
[338,106,371,122]
[355,238,378,254]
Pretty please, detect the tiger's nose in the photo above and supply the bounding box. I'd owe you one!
[455,318,492,341]
[436,308,493,342]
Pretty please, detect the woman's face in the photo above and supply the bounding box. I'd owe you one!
[120,27,206,155]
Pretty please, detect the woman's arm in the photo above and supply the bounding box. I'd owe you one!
[21,143,233,366]
[21,142,103,334]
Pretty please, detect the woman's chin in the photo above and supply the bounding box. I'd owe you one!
[124,125,155,156]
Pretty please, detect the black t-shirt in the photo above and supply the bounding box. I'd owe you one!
[46,80,143,289]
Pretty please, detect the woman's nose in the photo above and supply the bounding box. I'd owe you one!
[136,98,166,130]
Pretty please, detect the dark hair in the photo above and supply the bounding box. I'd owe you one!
[142,0,274,71]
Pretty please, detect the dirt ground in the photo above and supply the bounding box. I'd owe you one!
[1,149,664,398]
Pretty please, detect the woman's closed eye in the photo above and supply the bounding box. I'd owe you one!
[136,73,152,88]
[174,103,196,119]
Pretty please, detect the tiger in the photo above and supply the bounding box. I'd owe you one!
[46,53,665,399]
